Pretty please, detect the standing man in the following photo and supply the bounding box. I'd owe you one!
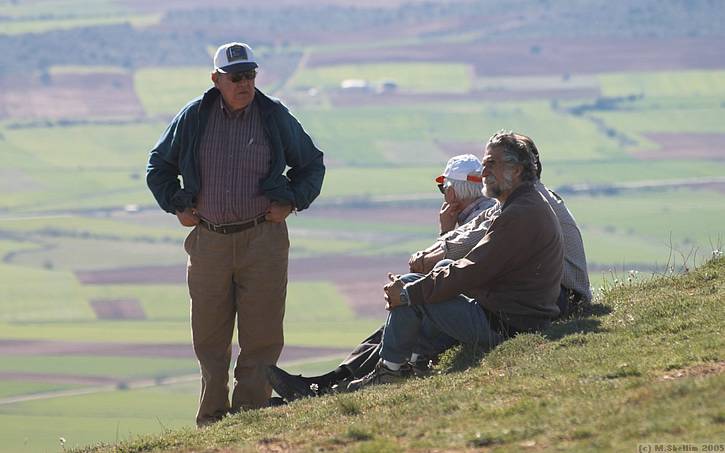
[146,42,325,426]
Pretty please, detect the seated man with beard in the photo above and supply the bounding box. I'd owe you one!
[345,131,564,389]
[269,132,587,398]
[266,154,493,401]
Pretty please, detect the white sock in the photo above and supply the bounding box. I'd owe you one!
[382,360,403,371]
[410,353,419,363]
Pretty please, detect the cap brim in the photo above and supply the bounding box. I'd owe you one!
[216,62,258,73]
[435,175,445,183]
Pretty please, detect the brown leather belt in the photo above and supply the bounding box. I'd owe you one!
[199,214,266,234]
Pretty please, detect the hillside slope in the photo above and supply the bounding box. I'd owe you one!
[79,257,724,452]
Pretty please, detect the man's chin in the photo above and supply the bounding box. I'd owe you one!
[484,187,501,198]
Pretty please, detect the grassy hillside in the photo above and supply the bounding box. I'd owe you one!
[77,256,725,452]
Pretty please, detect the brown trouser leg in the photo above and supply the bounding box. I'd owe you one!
[186,221,288,427]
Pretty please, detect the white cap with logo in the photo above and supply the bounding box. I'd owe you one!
[213,42,258,73]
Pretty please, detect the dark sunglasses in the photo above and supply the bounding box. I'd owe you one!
[437,183,446,194]
[228,69,257,83]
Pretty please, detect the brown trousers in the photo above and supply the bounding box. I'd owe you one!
[184,221,289,426]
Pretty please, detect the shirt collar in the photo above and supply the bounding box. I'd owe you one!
[219,97,252,119]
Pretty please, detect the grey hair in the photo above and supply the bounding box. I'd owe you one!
[444,178,484,201]
[486,130,538,182]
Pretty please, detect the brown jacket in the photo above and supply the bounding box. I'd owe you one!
[405,182,564,332]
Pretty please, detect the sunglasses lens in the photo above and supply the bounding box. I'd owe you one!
[229,70,256,82]
[437,184,446,194]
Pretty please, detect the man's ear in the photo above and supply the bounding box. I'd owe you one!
[513,164,524,179]
[211,71,219,87]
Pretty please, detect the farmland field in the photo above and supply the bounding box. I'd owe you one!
[1,1,724,452]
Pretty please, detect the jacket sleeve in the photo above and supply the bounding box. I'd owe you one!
[277,109,325,211]
[146,109,189,214]
[405,205,531,305]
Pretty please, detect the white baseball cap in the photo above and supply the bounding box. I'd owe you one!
[435,154,483,184]
[213,42,258,73]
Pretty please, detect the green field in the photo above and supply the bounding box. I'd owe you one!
[1,6,725,451]
[0,355,345,453]
[134,67,213,117]
[290,62,473,93]
[599,70,725,98]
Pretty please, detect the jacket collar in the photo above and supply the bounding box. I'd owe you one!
[199,87,278,118]
[501,181,535,211]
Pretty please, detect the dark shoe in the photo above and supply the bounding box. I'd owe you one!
[266,365,324,402]
[408,356,433,377]
[268,396,288,407]
[346,361,409,392]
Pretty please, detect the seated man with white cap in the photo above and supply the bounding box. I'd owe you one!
[266,155,494,401]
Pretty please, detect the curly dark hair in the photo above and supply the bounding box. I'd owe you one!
[486,130,539,182]
[513,133,542,179]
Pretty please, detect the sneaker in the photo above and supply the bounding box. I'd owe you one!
[267,396,288,407]
[408,356,433,377]
[346,361,409,392]
[266,365,325,402]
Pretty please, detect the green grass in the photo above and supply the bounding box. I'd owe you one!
[0,13,160,35]
[76,257,725,452]
[0,356,197,381]
[134,67,214,117]
[0,381,82,399]
[1,123,161,170]
[0,215,187,243]
[0,384,195,453]
[592,105,725,137]
[6,237,185,271]
[296,101,622,165]
[289,62,473,93]
[599,70,725,98]
[542,159,725,187]
[0,356,347,453]
[0,262,93,322]
[0,280,378,348]
[566,189,725,253]
[473,73,600,92]
[0,0,124,18]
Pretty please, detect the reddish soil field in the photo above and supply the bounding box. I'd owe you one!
[308,38,725,76]
[0,72,144,120]
[75,254,411,285]
[636,133,725,161]
[303,204,439,224]
[90,299,146,320]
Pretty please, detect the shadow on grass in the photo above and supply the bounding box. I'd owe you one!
[543,301,611,340]
[437,303,612,373]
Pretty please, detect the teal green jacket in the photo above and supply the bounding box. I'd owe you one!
[146,87,325,214]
